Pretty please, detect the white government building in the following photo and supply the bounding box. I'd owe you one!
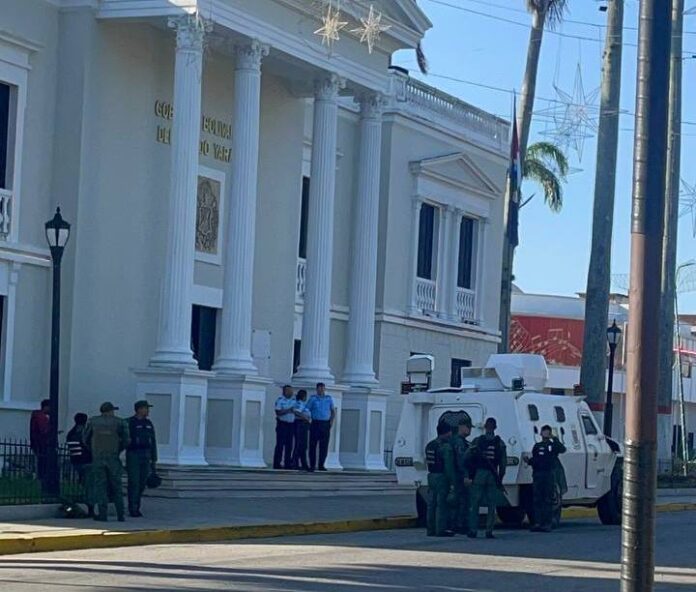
[0,0,508,470]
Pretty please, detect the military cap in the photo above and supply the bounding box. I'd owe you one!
[100,401,119,413]
[484,417,497,428]
[134,400,153,411]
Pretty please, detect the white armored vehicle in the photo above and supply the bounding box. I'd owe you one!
[394,354,622,527]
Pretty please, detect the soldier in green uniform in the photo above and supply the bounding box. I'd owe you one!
[84,402,130,522]
[524,424,566,532]
[126,400,157,518]
[450,418,473,534]
[424,422,457,537]
[467,417,507,539]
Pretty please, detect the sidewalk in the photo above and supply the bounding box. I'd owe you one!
[1,491,694,556]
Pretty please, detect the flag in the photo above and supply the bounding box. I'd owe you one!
[507,100,521,248]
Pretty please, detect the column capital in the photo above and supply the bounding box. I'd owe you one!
[356,92,386,120]
[235,40,270,71]
[168,14,211,52]
[411,198,423,212]
[314,74,346,101]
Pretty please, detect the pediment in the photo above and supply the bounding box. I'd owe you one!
[409,152,503,198]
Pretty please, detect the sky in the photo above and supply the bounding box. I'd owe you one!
[393,0,696,312]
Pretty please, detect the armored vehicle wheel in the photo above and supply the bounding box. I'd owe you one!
[598,462,623,525]
[497,506,526,527]
[416,488,427,527]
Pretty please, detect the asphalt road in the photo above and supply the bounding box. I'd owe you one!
[0,512,694,592]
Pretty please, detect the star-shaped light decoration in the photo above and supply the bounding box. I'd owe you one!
[352,4,391,54]
[314,2,348,49]
[679,178,696,237]
[536,64,600,161]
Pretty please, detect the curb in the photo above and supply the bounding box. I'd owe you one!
[562,502,696,519]
[0,515,418,556]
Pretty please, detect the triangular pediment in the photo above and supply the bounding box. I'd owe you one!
[410,152,503,197]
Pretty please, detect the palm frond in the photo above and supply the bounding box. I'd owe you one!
[525,0,568,30]
[524,159,564,212]
[524,141,569,178]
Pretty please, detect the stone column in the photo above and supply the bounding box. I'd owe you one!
[343,93,384,386]
[294,74,345,383]
[447,208,463,321]
[436,206,453,318]
[214,40,269,375]
[150,15,208,367]
[408,198,423,314]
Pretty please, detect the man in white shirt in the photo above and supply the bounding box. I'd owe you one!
[273,385,296,469]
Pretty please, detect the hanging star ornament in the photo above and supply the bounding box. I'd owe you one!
[536,64,600,161]
[352,4,391,54]
[314,2,348,49]
[679,178,696,237]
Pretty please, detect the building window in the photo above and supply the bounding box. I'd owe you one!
[0,83,10,190]
[191,305,217,371]
[457,217,476,290]
[528,404,539,421]
[417,203,438,280]
[450,358,471,387]
[293,339,301,375]
[298,176,310,259]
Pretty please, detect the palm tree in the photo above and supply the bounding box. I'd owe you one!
[499,0,569,352]
[520,141,569,212]
[579,0,624,417]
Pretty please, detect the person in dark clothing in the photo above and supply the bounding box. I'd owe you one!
[30,399,51,485]
[425,422,457,537]
[524,424,566,532]
[273,385,296,469]
[450,418,473,534]
[466,417,507,539]
[126,401,157,517]
[66,413,94,516]
[292,389,311,471]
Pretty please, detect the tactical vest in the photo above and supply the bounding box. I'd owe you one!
[531,441,556,473]
[425,438,446,473]
[474,435,503,472]
[128,417,155,451]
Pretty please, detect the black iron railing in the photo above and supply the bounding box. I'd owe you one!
[0,439,85,505]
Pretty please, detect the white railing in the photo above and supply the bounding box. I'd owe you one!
[415,277,437,314]
[0,190,11,239]
[456,287,477,323]
[392,73,509,149]
[296,258,306,302]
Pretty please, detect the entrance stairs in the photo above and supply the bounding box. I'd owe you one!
[145,466,411,499]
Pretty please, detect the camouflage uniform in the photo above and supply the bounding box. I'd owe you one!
[126,414,157,516]
[425,436,457,536]
[85,412,129,521]
[450,433,472,533]
[467,434,507,537]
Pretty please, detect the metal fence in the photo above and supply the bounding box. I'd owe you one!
[0,439,85,505]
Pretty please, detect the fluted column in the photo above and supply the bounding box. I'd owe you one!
[295,74,345,383]
[215,40,269,375]
[447,208,463,321]
[343,93,384,385]
[151,15,208,367]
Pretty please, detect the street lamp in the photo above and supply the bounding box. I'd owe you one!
[44,207,70,498]
[604,320,622,438]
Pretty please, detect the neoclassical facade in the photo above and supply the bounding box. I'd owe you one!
[0,0,508,469]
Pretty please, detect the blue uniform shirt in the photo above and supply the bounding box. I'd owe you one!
[307,394,335,421]
[294,400,311,422]
[275,396,296,423]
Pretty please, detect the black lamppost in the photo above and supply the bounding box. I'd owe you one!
[44,207,71,498]
[604,320,622,438]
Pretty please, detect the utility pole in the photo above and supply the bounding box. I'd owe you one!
[580,0,624,419]
[621,1,672,591]
[658,0,685,474]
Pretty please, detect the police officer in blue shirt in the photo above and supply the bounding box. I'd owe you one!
[273,385,296,470]
[306,382,335,472]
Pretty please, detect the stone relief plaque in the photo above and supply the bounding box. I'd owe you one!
[196,175,220,256]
